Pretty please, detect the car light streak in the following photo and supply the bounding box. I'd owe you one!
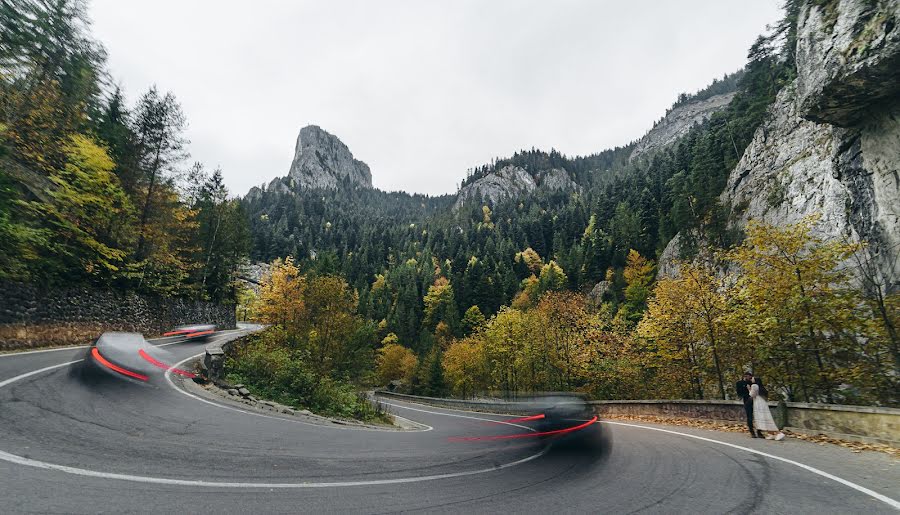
[162,330,191,337]
[449,416,598,442]
[185,330,214,338]
[138,349,196,378]
[91,348,149,381]
[500,413,546,424]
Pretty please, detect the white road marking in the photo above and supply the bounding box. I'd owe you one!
[163,352,434,432]
[604,421,900,510]
[0,446,546,488]
[0,346,90,357]
[0,360,82,388]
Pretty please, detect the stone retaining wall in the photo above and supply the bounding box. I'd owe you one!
[0,281,236,351]
[374,392,900,447]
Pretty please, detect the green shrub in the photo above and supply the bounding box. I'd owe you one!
[225,330,388,423]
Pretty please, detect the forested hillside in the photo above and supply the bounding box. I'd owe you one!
[244,0,898,406]
[243,17,788,347]
[0,0,249,302]
[2,0,896,408]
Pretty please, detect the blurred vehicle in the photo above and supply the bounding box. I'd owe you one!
[85,332,195,384]
[163,324,217,340]
[451,393,609,454]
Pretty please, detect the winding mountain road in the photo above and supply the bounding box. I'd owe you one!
[0,327,897,514]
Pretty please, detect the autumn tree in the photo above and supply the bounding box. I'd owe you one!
[460,305,486,336]
[515,247,543,275]
[303,275,362,375]
[376,338,417,386]
[726,217,865,403]
[255,257,307,332]
[423,276,459,334]
[617,249,655,327]
[637,262,733,399]
[443,337,487,397]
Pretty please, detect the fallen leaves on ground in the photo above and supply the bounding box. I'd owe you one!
[603,414,899,459]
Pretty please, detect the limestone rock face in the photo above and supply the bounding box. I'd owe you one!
[659,0,900,291]
[455,166,536,208]
[630,92,736,162]
[538,168,580,191]
[287,125,373,190]
[588,281,612,305]
[454,166,580,210]
[795,0,900,126]
[722,85,852,241]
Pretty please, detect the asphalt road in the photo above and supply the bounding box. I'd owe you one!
[0,328,897,514]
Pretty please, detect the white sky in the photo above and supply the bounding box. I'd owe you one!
[89,0,783,197]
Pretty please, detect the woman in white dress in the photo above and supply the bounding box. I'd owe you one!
[749,377,785,441]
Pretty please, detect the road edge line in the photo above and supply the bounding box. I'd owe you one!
[604,420,900,510]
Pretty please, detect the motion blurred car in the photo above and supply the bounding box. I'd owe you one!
[86,332,195,384]
[163,324,217,340]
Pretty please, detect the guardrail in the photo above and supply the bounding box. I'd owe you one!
[374,392,900,446]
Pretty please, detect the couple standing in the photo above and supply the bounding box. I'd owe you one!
[736,372,785,441]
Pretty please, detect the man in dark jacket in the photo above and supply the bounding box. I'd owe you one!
[736,371,764,438]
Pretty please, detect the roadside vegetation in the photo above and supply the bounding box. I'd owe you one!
[3,1,896,410]
[226,329,388,423]
[230,258,390,423]
[241,218,897,410]
[1,0,250,302]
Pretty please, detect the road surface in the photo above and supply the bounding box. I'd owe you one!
[0,328,897,514]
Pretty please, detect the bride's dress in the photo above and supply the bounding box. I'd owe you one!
[750,384,779,432]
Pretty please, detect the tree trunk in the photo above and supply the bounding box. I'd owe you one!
[136,143,162,259]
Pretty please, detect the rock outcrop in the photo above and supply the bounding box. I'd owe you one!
[795,0,900,126]
[454,166,579,210]
[630,92,736,162]
[245,125,373,199]
[455,166,537,209]
[538,168,580,191]
[288,125,373,190]
[660,0,900,291]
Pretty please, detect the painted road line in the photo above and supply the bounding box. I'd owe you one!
[604,421,900,511]
[0,446,546,489]
[0,360,82,389]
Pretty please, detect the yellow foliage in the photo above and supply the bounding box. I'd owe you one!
[376,342,417,385]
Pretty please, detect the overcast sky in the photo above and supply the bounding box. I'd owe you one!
[89,0,783,197]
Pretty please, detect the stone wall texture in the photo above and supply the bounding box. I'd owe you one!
[0,281,236,351]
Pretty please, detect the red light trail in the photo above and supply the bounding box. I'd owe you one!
[449,416,598,442]
[91,348,149,381]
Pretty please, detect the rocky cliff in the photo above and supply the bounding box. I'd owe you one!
[455,166,536,209]
[289,125,373,190]
[662,0,900,291]
[630,92,736,162]
[453,166,579,210]
[247,125,372,199]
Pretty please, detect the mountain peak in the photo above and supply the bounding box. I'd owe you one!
[288,125,373,190]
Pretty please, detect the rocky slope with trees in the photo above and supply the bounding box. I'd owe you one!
[1,0,896,412]
[242,0,898,408]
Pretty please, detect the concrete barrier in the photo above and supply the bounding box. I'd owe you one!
[374,392,900,447]
[197,325,264,384]
[374,391,535,415]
